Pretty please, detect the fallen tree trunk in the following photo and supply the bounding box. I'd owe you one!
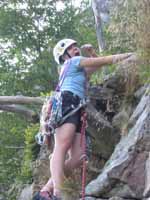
[0,96,44,105]
[0,104,39,122]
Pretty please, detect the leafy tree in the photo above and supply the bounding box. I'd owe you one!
[0,0,97,199]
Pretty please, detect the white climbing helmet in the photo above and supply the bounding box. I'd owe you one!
[53,39,77,64]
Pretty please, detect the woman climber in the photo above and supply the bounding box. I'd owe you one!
[33,38,133,200]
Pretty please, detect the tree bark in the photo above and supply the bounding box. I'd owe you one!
[0,104,39,122]
[91,0,106,52]
[0,96,44,105]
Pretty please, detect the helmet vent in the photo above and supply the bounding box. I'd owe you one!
[61,42,65,47]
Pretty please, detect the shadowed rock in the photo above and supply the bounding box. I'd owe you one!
[85,86,150,199]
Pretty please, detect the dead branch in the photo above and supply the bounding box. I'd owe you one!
[0,96,44,105]
[0,104,39,122]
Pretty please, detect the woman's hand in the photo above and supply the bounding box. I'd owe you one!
[81,44,98,57]
[112,53,134,64]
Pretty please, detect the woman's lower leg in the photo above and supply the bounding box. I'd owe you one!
[50,123,76,197]
[41,132,83,196]
[50,146,66,197]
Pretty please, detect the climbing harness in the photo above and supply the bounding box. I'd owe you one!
[35,97,87,145]
[80,111,87,200]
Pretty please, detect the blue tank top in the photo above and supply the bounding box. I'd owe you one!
[59,56,87,99]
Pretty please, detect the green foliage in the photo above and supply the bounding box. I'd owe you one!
[61,173,81,199]
[90,63,117,85]
[133,0,150,84]
[0,112,27,199]
[138,63,150,84]
[106,0,137,52]
[0,0,97,97]
[0,0,58,95]
[107,0,150,56]
[94,0,150,84]
[74,7,97,47]
[20,123,40,182]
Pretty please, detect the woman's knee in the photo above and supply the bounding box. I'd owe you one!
[52,139,72,157]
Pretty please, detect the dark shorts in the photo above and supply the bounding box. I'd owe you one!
[61,91,82,132]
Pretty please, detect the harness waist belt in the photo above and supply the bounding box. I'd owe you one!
[61,90,81,101]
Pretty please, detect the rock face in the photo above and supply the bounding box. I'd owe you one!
[32,146,51,193]
[18,184,33,200]
[85,86,150,199]
[27,55,150,200]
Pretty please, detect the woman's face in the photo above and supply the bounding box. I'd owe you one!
[66,43,81,57]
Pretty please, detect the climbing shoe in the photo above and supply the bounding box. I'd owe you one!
[33,191,52,200]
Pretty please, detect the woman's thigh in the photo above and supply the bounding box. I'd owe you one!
[54,123,76,151]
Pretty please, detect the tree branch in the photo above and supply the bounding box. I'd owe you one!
[0,104,39,122]
[0,96,44,105]
[3,146,24,149]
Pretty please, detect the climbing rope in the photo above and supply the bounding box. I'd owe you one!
[80,111,87,200]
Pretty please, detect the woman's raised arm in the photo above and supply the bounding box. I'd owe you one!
[80,53,133,69]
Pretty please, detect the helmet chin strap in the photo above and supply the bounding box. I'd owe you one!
[60,51,71,64]
[65,50,72,58]
[65,51,80,59]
